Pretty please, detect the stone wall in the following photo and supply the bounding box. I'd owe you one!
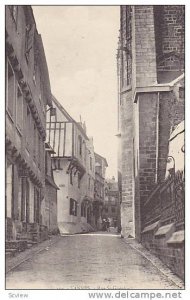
[154,6,185,56]
[154,5,185,75]
[134,6,157,87]
[138,92,158,225]
[120,90,134,237]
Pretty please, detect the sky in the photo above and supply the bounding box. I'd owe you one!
[32,6,120,178]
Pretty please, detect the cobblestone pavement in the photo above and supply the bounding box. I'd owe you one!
[6,232,182,289]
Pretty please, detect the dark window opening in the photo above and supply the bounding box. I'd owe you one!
[34,187,40,223]
[70,198,77,216]
[70,171,73,185]
[78,135,82,156]
[78,173,81,188]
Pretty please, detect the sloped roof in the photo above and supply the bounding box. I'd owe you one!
[52,95,89,140]
[95,152,108,167]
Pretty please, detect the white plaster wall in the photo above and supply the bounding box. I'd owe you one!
[54,168,69,223]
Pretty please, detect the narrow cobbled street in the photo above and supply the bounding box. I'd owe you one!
[6,233,181,289]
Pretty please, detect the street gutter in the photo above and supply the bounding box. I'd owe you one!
[6,235,62,274]
[122,238,184,289]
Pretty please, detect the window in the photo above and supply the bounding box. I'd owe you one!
[9,6,18,24]
[34,187,40,223]
[121,6,132,88]
[7,60,15,118]
[70,171,73,185]
[16,84,23,132]
[70,198,77,216]
[78,135,82,156]
[88,177,91,190]
[78,173,81,188]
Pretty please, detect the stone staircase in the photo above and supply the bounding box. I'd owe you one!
[6,222,49,258]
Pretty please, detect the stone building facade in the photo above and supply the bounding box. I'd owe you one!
[117,5,184,279]
[46,96,96,234]
[94,153,108,230]
[102,177,121,230]
[5,6,53,247]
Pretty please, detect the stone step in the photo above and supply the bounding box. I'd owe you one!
[6,248,17,258]
[6,240,28,252]
[27,241,38,246]
[18,236,29,240]
[6,248,17,253]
